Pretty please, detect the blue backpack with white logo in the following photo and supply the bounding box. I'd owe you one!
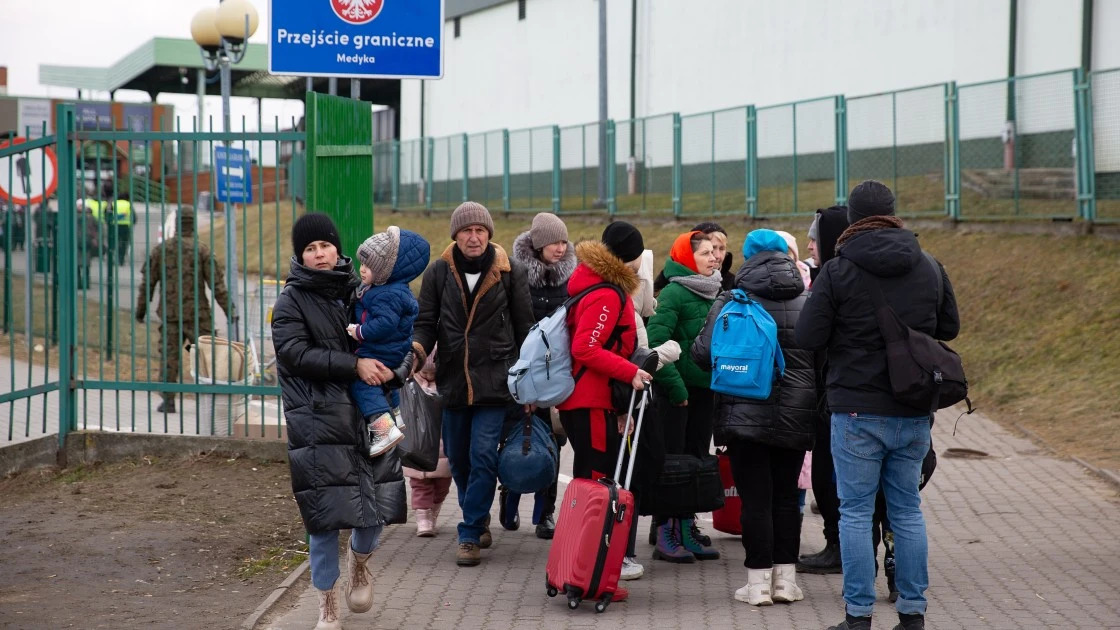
[709,289,785,400]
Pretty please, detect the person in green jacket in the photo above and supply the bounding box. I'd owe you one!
[645,230,724,563]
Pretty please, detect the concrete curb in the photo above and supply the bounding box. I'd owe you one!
[241,560,310,630]
[1071,456,1120,491]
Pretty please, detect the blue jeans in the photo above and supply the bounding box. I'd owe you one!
[309,526,383,591]
[831,412,930,618]
[442,405,505,543]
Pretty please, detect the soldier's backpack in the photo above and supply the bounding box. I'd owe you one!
[508,283,625,408]
[708,289,785,400]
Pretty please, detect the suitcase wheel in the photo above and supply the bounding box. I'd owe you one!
[566,595,580,610]
[546,586,558,598]
[594,595,611,613]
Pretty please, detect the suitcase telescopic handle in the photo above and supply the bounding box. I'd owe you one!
[613,381,651,490]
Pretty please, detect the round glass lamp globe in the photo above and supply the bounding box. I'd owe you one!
[190,8,222,50]
[216,0,260,43]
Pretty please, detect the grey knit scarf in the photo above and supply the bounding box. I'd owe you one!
[670,270,723,300]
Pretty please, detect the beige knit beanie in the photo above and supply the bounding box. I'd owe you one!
[529,212,568,250]
[357,226,401,286]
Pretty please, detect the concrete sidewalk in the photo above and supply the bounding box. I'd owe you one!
[260,410,1120,630]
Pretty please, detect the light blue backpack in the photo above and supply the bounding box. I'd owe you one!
[508,283,624,408]
[709,289,785,400]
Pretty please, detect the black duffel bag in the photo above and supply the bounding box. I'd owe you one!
[638,453,725,516]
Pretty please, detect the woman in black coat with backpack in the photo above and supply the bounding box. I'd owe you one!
[691,228,816,608]
[271,213,408,629]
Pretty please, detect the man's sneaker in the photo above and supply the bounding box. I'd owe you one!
[456,542,481,566]
[367,413,404,458]
[679,518,720,560]
[826,616,872,630]
[620,556,644,580]
[796,541,842,574]
[479,514,493,549]
[652,519,695,563]
[892,613,925,630]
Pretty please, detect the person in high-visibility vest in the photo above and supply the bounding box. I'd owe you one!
[112,191,134,266]
[81,197,108,258]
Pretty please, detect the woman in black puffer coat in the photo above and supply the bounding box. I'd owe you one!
[271,213,407,626]
[499,213,576,539]
[691,228,816,607]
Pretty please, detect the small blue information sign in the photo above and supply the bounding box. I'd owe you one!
[268,0,445,79]
[214,147,253,204]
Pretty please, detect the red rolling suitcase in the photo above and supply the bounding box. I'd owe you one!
[545,386,650,613]
[711,448,742,535]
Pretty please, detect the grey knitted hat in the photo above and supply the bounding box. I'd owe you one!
[357,226,401,286]
[529,212,568,250]
[449,201,495,239]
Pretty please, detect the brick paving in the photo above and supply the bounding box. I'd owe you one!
[262,408,1120,629]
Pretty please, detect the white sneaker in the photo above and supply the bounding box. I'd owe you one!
[368,414,405,458]
[734,568,773,606]
[620,556,644,580]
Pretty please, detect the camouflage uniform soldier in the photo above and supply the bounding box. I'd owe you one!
[136,207,236,413]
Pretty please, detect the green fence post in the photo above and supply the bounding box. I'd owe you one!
[834,95,849,205]
[607,120,617,216]
[792,103,799,214]
[391,139,400,209]
[552,125,561,213]
[1073,68,1097,223]
[54,104,77,442]
[746,105,758,218]
[461,133,470,202]
[672,112,682,218]
[944,81,962,220]
[425,137,434,211]
[502,129,511,211]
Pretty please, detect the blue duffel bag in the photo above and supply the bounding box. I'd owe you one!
[497,409,559,496]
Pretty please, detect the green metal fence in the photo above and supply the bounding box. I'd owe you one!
[3,103,304,448]
[380,65,1120,224]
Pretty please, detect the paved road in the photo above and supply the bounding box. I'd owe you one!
[261,409,1120,630]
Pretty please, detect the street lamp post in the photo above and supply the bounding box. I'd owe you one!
[190,0,259,342]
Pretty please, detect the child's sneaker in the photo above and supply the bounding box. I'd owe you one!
[368,413,404,457]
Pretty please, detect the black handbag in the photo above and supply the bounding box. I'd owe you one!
[638,453,725,516]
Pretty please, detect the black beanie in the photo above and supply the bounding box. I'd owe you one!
[691,221,726,235]
[292,213,343,259]
[847,180,896,224]
[601,221,644,263]
[816,205,851,266]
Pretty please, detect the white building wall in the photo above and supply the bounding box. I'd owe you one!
[1016,0,1082,76]
[401,0,1115,151]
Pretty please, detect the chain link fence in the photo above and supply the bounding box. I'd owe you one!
[957,70,1078,219]
[848,84,948,217]
[508,125,556,213]
[1092,68,1120,222]
[466,130,504,210]
[679,107,749,218]
[426,134,466,211]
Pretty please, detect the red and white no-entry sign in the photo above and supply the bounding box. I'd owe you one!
[0,137,59,206]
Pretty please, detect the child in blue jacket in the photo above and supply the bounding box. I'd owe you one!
[348,226,431,457]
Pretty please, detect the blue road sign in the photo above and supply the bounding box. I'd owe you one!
[269,0,445,79]
[214,147,253,204]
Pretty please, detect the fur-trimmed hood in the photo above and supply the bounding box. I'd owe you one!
[568,240,640,296]
[512,230,576,289]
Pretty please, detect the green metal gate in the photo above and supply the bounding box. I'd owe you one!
[304,92,375,253]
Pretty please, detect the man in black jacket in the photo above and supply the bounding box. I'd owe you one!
[795,181,959,630]
[411,201,534,568]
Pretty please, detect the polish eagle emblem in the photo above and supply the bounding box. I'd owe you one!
[331,0,385,25]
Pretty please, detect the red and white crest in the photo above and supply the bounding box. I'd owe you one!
[331,0,385,25]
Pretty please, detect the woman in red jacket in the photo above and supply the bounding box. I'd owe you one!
[557,221,652,483]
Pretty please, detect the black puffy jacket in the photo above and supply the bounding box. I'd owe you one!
[412,243,534,409]
[795,227,960,417]
[691,252,817,451]
[271,257,406,534]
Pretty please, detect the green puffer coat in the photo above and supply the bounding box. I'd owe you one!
[646,259,717,404]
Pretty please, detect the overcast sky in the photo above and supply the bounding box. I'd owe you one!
[0,0,304,132]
